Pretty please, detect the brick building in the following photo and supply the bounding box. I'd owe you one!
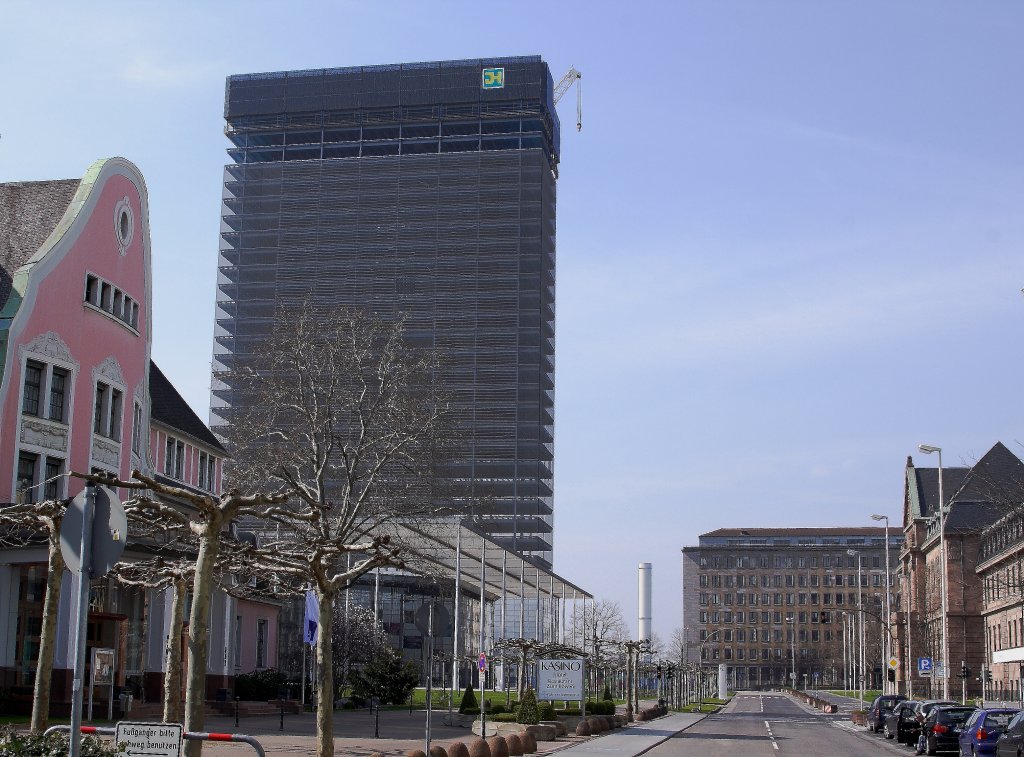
[895,442,1023,700]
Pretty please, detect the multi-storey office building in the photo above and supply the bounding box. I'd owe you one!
[211,56,558,566]
[681,528,901,689]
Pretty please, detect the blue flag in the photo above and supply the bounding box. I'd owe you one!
[304,590,319,645]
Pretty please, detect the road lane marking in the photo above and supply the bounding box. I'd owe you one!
[765,719,779,750]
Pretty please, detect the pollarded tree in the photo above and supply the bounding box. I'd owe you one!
[221,304,457,757]
[77,473,290,757]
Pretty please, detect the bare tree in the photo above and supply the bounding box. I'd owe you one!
[0,498,68,732]
[668,627,687,664]
[332,604,388,693]
[220,305,456,757]
[75,473,289,757]
[113,557,195,723]
[570,598,628,660]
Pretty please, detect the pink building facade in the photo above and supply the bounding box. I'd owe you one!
[0,158,278,713]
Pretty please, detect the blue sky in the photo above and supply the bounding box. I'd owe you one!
[3,1,1022,645]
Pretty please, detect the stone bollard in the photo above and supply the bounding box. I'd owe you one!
[505,733,523,756]
[449,743,470,757]
[408,750,427,757]
[429,747,448,757]
[575,720,591,736]
[487,736,509,757]
[520,731,537,753]
[468,738,491,757]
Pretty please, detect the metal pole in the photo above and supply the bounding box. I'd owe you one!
[906,569,913,700]
[937,454,950,700]
[842,612,848,692]
[883,519,891,694]
[479,537,486,730]
[453,525,462,698]
[858,553,865,709]
[425,598,434,755]
[69,483,96,757]
[501,550,507,693]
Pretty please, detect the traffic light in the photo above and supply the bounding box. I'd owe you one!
[986,668,994,683]
[887,669,896,683]
[656,664,663,680]
[959,662,970,679]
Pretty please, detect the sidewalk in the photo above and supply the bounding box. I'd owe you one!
[550,712,708,757]
[190,707,709,756]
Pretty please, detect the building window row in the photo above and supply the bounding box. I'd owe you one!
[165,436,185,480]
[93,382,124,441]
[84,273,140,331]
[197,451,217,492]
[22,359,70,423]
[699,552,893,570]
[16,452,64,503]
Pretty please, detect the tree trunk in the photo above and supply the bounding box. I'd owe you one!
[30,533,64,732]
[164,580,186,723]
[316,590,335,757]
[183,535,220,757]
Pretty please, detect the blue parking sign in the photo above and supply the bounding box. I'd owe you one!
[918,657,933,675]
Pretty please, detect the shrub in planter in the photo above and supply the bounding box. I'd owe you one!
[487,702,507,715]
[487,736,509,757]
[492,713,519,723]
[462,707,481,717]
[505,734,523,756]
[468,739,490,757]
[557,708,581,716]
[602,685,614,701]
[517,688,539,725]
[538,702,556,721]
[460,684,478,713]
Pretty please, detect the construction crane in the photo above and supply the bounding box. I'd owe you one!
[553,67,582,131]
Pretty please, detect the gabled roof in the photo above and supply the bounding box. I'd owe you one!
[906,442,1024,533]
[0,179,80,308]
[149,362,226,453]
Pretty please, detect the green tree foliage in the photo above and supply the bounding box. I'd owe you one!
[350,647,419,706]
[517,687,539,724]
[602,684,613,701]
[459,683,478,713]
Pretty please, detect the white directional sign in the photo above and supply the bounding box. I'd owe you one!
[115,722,182,757]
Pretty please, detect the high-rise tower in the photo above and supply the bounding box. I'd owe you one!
[212,57,558,565]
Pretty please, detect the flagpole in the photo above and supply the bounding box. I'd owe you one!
[301,639,307,707]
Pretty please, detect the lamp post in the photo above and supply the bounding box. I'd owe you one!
[871,514,892,694]
[848,548,865,710]
[788,614,797,688]
[841,611,849,692]
[919,443,950,701]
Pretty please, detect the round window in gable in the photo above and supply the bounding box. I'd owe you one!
[113,197,134,255]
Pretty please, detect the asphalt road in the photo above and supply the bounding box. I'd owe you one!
[648,692,901,757]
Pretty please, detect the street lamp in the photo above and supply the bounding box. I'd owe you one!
[841,611,849,692]
[787,614,797,688]
[871,514,892,694]
[848,548,866,710]
[919,443,950,700]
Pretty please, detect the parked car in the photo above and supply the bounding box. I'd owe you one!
[994,711,1024,757]
[959,708,1019,756]
[920,706,976,755]
[914,701,961,754]
[885,700,922,744]
[869,694,909,732]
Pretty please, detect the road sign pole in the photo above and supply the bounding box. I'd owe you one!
[69,482,96,757]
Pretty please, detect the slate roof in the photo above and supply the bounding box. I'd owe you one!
[0,179,79,308]
[149,362,225,453]
[912,442,1024,533]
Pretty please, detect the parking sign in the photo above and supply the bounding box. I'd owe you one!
[918,657,933,676]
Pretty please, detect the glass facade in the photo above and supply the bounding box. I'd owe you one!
[212,57,558,565]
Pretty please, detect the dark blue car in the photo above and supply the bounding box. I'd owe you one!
[959,708,1019,756]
